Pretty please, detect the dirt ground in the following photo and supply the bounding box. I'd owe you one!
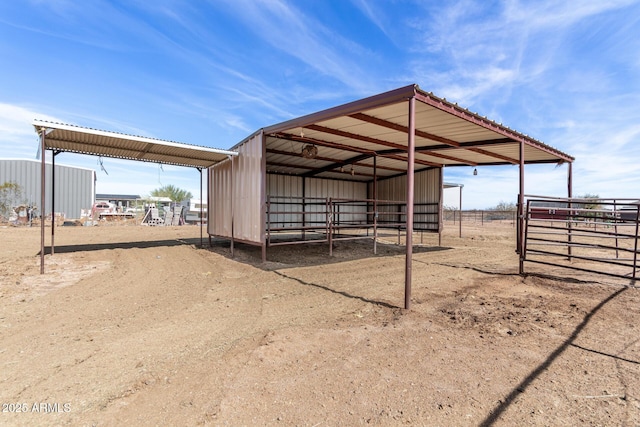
[0,221,638,426]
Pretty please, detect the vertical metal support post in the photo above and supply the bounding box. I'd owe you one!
[207,167,212,247]
[459,184,463,238]
[633,203,639,280]
[614,199,620,259]
[520,199,532,275]
[302,178,306,241]
[567,162,573,260]
[40,129,46,274]
[266,196,271,247]
[438,167,443,246]
[325,197,329,247]
[51,151,56,255]
[260,131,267,264]
[405,96,416,310]
[373,155,378,255]
[199,168,203,248]
[328,198,333,256]
[229,157,238,258]
[517,140,525,257]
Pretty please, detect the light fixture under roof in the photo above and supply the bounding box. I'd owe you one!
[301,144,318,159]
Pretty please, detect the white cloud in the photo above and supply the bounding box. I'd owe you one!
[407,0,639,106]
[217,0,373,93]
[0,103,63,159]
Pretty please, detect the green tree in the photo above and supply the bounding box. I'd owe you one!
[0,181,24,220]
[150,185,193,204]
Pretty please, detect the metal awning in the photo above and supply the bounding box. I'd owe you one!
[33,120,238,275]
[32,119,237,168]
[258,84,573,182]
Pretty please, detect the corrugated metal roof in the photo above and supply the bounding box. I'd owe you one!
[32,120,237,169]
[258,84,573,181]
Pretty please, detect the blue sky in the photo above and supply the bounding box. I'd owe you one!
[1,0,639,209]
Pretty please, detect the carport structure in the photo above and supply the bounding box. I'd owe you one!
[209,84,575,308]
[32,119,237,274]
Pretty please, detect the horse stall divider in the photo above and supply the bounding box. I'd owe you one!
[265,196,441,255]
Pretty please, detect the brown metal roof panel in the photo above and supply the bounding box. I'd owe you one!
[316,117,408,145]
[264,85,417,135]
[358,102,409,124]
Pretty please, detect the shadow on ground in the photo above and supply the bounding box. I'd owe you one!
[39,238,204,255]
[206,238,452,270]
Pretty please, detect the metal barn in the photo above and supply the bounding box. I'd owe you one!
[30,84,575,309]
[0,158,95,219]
[208,84,575,308]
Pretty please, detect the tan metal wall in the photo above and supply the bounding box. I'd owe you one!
[209,132,264,244]
[370,168,441,231]
[208,158,232,237]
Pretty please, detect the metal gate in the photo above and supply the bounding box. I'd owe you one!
[521,196,640,281]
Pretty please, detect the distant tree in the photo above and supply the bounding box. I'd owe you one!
[150,185,193,204]
[443,205,459,211]
[580,193,601,210]
[490,201,517,211]
[0,181,24,220]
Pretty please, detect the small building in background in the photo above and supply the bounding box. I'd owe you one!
[95,194,141,212]
[180,198,207,224]
[0,158,95,220]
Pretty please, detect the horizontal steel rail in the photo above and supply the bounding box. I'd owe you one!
[265,196,441,252]
[522,196,640,282]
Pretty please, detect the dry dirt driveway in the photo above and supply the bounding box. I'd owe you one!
[0,223,638,426]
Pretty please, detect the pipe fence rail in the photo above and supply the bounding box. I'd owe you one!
[443,209,517,226]
[521,196,640,281]
[265,195,440,254]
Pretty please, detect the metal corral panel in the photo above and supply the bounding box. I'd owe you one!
[372,168,441,231]
[306,177,368,224]
[0,158,95,219]
[266,174,304,229]
[266,174,367,227]
[209,133,264,244]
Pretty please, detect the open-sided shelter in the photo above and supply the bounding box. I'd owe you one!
[208,84,575,308]
[32,119,237,274]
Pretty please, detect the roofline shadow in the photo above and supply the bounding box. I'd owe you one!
[272,270,398,309]
[38,238,202,255]
[479,285,629,426]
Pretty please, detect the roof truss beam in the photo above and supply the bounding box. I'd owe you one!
[281,122,476,166]
[267,149,404,172]
[349,112,518,164]
[305,124,406,150]
[271,132,375,155]
[349,113,460,147]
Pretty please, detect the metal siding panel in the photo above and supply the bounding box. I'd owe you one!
[266,174,304,229]
[233,133,263,243]
[208,159,232,237]
[0,159,94,219]
[372,168,441,230]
